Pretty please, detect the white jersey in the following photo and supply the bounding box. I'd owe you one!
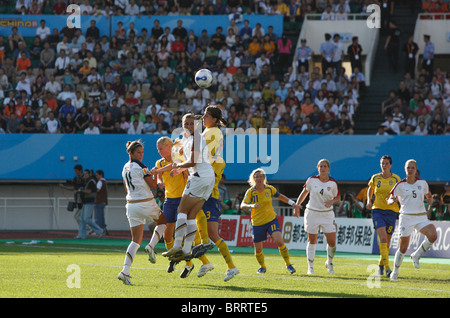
[304,175,340,212]
[390,179,430,214]
[181,134,214,178]
[122,160,154,201]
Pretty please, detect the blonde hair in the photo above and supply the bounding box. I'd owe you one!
[317,159,330,168]
[405,159,417,169]
[248,168,266,187]
[126,139,144,154]
[157,136,173,147]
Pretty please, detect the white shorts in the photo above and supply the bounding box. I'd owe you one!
[398,213,431,237]
[183,175,215,201]
[126,199,161,228]
[304,208,336,234]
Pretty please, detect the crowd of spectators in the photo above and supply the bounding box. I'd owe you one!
[0,0,448,136]
[378,68,450,136]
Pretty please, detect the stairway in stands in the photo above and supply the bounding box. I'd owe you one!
[353,3,419,134]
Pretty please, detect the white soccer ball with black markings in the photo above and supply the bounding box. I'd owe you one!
[195,69,213,88]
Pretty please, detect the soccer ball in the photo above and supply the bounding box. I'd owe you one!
[195,69,213,88]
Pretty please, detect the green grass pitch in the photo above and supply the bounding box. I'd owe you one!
[1,238,449,299]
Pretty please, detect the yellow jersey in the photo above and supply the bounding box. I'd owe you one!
[155,157,186,199]
[368,173,401,212]
[243,184,279,226]
[203,126,225,199]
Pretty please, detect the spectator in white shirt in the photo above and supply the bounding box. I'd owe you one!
[45,111,61,134]
[54,49,70,76]
[56,36,70,55]
[79,0,93,15]
[132,62,148,84]
[16,72,31,96]
[218,45,231,63]
[84,121,100,134]
[45,74,62,95]
[321,5,335,20]
[127,119,144,134]
[36,20,50,41]
[382,114,400,135]
[125,0,139,15]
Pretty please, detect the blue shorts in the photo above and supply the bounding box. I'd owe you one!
[252,218,281,243]
[162,197,181,223]
[202,197,222,223]
[372,209,398,235]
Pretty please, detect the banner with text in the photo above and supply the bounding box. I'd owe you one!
[218,215,450,258]
[219,215,376,254]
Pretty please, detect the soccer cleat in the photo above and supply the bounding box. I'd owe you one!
[224,267,239,282]
[378,265,384,275]
[287,264,296,274]
[307,262,314,275]
[180,264,194,278]
[118,272,132,285]
[257,267,267,274]
[410,252,420,269]
[162,246,182,258]
[190,244,202,258]
[192,241,215,258]
[169,250,192,262]
[167,260,178,273]
[325,260,334,274]
[144,244,156,264]
[197,263,214,278]
[386,269,392,277]
[390,269,399,281]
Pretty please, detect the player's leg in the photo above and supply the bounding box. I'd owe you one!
[195,230,214,278]
[196,209,210,244]
[145,212,167,263]
[391,236,410,281]
[254,241,266,273]
[119,224,143,285]
[372,210,389,274]
[272,230,295,274]
[411,223,437,268]
[182,199,205,254]
[164,195,198,254]
[304,209,318,274]
[324,231,336,274]
[306,233,317,275]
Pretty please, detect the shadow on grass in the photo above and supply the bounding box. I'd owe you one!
[187,283,369,298]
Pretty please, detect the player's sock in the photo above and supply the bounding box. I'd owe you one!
[393,250,405,269]
[194,231,210,265]
[196,210,210,244]
[255,250,265,268]
[307,242,316,264]
[122,241,140,275]
[326,244,336,264]
[278,244,290,266]
[416,238,433,257]
[173,213,187,249]
[165,238,174,251]
[149,224,166,248]
[216,238,235,269]
[181,219,197,254]
[379,243,389,269]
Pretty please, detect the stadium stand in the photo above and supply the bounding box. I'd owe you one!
[0,0,448,136]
